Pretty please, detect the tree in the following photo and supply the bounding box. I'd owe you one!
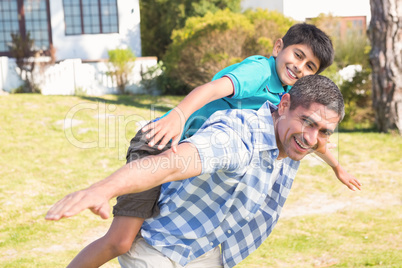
[9,32,41,93]
[139,0,241,60]
[368,0,402,134]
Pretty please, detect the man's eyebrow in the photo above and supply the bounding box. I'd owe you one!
[301,115,334,134]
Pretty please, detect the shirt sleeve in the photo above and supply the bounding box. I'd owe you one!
[214,56,271,100]
[184,110,255,175]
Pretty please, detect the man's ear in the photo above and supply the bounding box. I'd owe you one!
[277,93,291,116]
[272,38,284,57]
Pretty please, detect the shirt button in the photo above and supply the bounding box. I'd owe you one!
[227,230,232,234]
[273,151,277,156]
[210,242,214,246]
[246,216,250,221]
[268,165,272,169]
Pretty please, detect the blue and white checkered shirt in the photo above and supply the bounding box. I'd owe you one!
[141,101,300,267]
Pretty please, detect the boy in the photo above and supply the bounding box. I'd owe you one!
[65,23,361,267]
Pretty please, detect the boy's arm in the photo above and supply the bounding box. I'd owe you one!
[315,149,362,191]
[142,76,234,152]
[45,142,201,221]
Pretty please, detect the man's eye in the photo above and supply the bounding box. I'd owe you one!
[320,130,332,137]
[303,119,313,126]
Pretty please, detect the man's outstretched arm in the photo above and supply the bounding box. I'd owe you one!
[46,142,201,221]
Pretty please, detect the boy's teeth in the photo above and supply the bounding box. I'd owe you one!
[288,69,296,78]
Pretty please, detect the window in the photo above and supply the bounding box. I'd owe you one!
[24,0,50,50]
[63,0,119,35]
[0,1,19,53]
[0,0,51,56]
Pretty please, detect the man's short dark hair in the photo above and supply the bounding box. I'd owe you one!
[282,23,334,74]
[289,75,345,122]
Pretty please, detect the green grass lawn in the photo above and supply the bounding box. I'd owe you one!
[0,94,401,267]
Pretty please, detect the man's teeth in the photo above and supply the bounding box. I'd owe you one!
[295,137,308,149]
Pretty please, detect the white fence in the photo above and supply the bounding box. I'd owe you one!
[0,56,160,96]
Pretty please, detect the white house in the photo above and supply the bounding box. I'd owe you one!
[241,0,371,24]
[0,0,141,60]
[0,0,159,95]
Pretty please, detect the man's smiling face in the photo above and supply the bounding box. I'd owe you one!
[275,94,340,161]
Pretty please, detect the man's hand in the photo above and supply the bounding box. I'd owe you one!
[141,108,186,153]
[45,188,111,221]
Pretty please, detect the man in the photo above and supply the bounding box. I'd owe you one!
[46,75,344,268]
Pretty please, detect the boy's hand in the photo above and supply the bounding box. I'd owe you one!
[335,166,362,191]
[141,108,185,153]
[45,188,111,221]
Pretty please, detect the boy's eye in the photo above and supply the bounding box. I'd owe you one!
[307,64,314,71]
[295,52,301,59]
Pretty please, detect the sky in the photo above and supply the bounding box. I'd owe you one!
[283,0,371,24]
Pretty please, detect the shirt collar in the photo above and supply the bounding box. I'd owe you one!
[267,56,292,93]
[254,101,280,152]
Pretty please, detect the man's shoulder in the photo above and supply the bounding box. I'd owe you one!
[204,101,275,130]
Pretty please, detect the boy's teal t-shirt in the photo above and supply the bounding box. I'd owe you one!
[174,55,291,139]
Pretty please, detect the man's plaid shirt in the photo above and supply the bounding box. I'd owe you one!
[141,101,300,267]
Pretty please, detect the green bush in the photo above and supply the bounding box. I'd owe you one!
[243,9,294,56]
[338,68,374,130]
[161,9,294,94]
[140,0,241,60]
[107,48,136,94]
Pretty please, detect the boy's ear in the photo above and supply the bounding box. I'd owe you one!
[277,93,291,116]
[272,39,284,57]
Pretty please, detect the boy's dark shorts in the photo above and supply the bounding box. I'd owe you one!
[112,120,171,219]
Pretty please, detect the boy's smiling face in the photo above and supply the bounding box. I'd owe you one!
[273,39,321,86]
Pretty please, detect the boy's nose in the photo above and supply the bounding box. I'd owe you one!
[293,63,302,73]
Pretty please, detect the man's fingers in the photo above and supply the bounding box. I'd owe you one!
[94,204,111,219]
[45,191,89,221]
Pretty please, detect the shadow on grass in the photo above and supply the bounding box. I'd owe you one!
[77,94,174,113]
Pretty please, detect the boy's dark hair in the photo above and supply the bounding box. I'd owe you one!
[289,75,345,122]
[282,23,334,74]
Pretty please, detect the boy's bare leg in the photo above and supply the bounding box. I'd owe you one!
[67,216,144,268]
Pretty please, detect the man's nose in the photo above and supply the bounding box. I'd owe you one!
[304,127,319,147]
